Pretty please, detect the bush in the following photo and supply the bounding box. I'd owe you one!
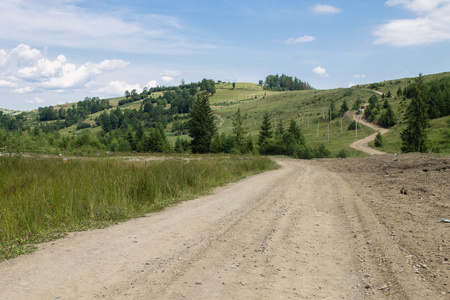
[374,132,383,147]
[336,149,348,158]
[348,122,356,130]
[76,122,91,130]
[313,144,331,158]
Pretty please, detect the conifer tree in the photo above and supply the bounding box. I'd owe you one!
[232,108,247,152]
[258,112,272,146]
[401,74,429,152]
[188,95,216,153]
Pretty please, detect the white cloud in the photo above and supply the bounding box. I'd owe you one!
[13,86,35,94]
[353,74,366,79]
[0,44,130,94]
[161,76,174,82]
[312,4,342,14]
[25,97,44,104]
[146,80,157,88]
[0,79,16,87]
[313,66,329,77]
[9,44,41,61]
[374,0,450,46]
[284,35,316,44]
[95,80,141,95]
[159,70,181,83]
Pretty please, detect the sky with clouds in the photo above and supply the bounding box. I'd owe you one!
[0,0,449,110]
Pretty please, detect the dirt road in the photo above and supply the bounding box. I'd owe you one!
[1,157,448,299]
[350,110,389,155]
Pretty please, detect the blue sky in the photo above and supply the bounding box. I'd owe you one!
[0,0,449,110]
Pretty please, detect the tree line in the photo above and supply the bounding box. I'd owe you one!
[262,74,312,91]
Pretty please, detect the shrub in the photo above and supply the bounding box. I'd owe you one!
[374,132,383,147]
[336,149,348,158]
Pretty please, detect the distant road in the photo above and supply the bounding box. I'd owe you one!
[350,104,389,155]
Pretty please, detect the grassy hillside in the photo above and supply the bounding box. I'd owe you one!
[2,72,449,156]
[212,88,377,156]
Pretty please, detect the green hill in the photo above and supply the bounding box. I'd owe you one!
[1,72,449,156]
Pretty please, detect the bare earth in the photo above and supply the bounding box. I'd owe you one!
[1,156,449,299]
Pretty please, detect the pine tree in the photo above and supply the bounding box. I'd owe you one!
[287,118,305,145]
[258,112,272,146]
[232,108,247,152]
[188,95,217,153]
[401,74,429,153]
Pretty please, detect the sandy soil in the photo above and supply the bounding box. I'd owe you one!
[0,155,449,299]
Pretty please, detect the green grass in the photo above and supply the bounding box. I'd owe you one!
[213,87,377,156]
[371,115,450,155]
[0,154,276,260]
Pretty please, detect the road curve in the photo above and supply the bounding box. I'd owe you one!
[350,108,389,155]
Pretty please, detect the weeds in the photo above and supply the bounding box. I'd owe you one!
[0,155,276,261]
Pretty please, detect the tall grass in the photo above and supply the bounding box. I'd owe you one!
[0,155,276,260]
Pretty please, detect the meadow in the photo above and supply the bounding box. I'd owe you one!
[0,154,276,260]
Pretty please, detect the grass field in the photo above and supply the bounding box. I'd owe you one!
[0,154,276,261]
[213,87,377,156]
[370,115,450,155]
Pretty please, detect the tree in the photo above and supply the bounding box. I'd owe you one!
[287,118,305,145]
[188,95,217,153]
[275,119,284,137]
[258,112,272,146]
[232,82,236,90]
[124,90,130,98]
[200,78,216,95]
[401,74,429,153]
[374,132,383,147]
[340,99,349,116]
[232,108,247,152]
[368,94,378,108]
[379,104,397,128]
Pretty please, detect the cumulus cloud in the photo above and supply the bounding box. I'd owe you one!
[312,66,329,77]
[160,70,181,83]
[95,80,141,95]
[146,80,157,88]
[9,44,41,61]
[312,4,342,14]
[284,35,316,44]
[374,0,450,46]
[0,44,129,93]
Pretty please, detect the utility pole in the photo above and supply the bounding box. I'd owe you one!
[317,118,320,138]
